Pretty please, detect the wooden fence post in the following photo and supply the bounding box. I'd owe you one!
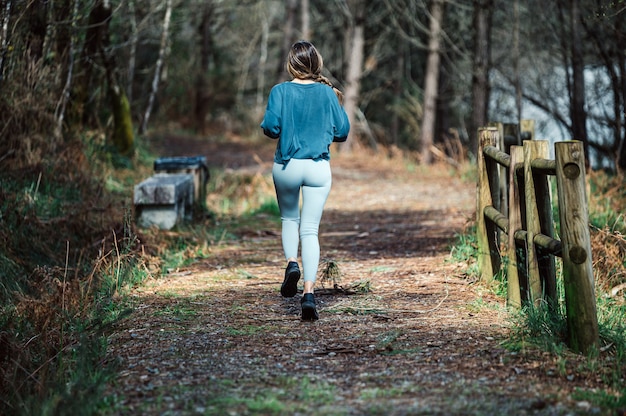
[520,119,535,140]
[490,122,507,216]
[502,123,521,217]
[503,123,521,148]
[523,140,551,305]
[476,127,501,283]
[535,166,558,307]
[507,145,524,308]
[555,141,599,354]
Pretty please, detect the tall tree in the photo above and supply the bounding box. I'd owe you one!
[513,0,521,124]
[126,0,138,104]
[420,0,445,164]
[301,0,311,40]
[24,0,47,62]
[72,0,112,127]
[195,1,215,134]
[277,0,298,84]
[95,0,134,155]
[140,0,173,135]
[570,0,588,160]
[0,0,12,86]
[55,0,80,139]
[617,22,626,173]
[470,0,493,158]
[581,0,626,172]
[341,0,365,151]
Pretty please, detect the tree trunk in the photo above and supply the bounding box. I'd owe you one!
[51,0,73,72]
[513,0,522,124]
[470,0,493,158]
[140,0,173,135]
[126,0,138,104]
[580,1,625,172]
[110,84,134,155]
[420,0,445,164]
[256,17,269,113]
[569,0,588,165]
[615,19,626,173]
[342,0,365,151]
[391,51,404,147]
[301,0,310,40]
[94,0,134,155]
[55,0,80,139]
[71,0,111,127]
[24,0,47,62]
[195,1,213,134]
[0,0,12,86]
[277,0,297,83]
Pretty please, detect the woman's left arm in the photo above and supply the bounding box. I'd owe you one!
[260,87,282,139]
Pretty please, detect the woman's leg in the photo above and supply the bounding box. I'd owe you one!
[272,162,303,261]
[300,160,332,293]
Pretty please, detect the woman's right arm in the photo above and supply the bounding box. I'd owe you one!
[332,100,350,143]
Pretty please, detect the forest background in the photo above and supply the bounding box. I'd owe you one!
[0,0,625,414]
[2,0,626,169]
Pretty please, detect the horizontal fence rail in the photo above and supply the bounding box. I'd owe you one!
[476,125,599,354]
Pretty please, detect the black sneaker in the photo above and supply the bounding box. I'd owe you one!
[301,293,319,321]
[280,261,300,297]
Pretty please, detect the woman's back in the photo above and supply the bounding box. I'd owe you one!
[261,81,349,164]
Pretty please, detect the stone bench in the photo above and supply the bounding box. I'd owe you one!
[134,173,194,230]
[153,156,209,210]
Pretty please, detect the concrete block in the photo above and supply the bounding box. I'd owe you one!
[134,173,194,230]
[154,156,209,209]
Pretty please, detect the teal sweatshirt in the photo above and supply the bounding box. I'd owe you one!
[260,82,350,164]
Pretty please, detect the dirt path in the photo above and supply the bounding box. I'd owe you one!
[105,135,598,415]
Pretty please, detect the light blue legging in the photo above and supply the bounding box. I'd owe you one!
[272,159,332,284]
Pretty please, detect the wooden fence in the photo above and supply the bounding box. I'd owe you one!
[476,124,599,354]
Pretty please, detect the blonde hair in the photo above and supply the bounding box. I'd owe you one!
[287,40,343,103]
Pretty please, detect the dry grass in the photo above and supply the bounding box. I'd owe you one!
[207,169,275,216]
[591,226,626,295]
[587,170,626,298]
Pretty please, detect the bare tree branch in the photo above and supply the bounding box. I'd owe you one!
[139,0,172,135]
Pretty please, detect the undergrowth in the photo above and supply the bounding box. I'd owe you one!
[0,131,159,414]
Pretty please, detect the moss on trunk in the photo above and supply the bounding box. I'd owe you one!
[110,84,134,156]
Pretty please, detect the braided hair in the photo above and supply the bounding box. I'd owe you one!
[287,41,344,103]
